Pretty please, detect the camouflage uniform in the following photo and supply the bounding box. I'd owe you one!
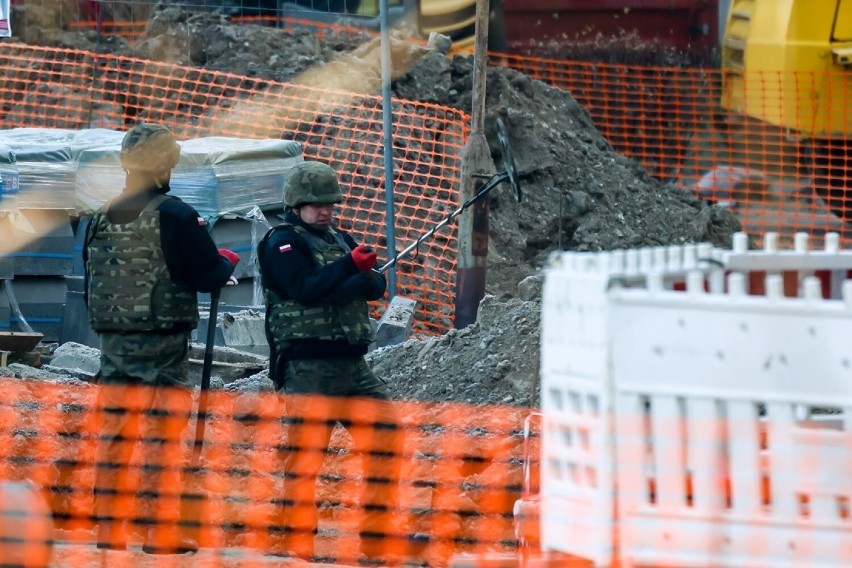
[84,123,236,552]
[258,161,406,560]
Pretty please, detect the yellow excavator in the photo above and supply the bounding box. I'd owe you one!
[719,0,852,219]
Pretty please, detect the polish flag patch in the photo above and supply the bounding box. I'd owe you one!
[197,217,207,226]
[279,244,292,253]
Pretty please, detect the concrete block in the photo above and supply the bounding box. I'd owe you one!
[46,341,100,376]
[376,295,418,348]
[194,306,268,357]
[193,301,226,348]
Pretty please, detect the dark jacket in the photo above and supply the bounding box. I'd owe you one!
[258,210,386,360]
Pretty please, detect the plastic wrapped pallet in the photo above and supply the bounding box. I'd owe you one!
[0,127,124,159]
[6,144,76,210]
[0,127,123,213]
[0,143,18,213]
[170,137,303,220]
[77,136,304,218]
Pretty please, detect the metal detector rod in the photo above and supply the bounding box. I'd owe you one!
[375,171,509,274]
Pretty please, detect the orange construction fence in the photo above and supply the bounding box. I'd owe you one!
[0,42,468,335]
[493,52,852,246]
[57,12,852,247]
[0,378,533,565]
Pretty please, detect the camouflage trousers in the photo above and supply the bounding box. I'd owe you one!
[93,331,194,542]
[98,331,192,387]
[274,357,405,558]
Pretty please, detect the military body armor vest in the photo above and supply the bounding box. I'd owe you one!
[262,222,375,350]
[86,194,199,332]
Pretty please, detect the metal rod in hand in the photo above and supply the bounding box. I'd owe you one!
[192,287,220,460]
[376,171,509,274]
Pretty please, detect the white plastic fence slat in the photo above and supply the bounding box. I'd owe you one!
[764,402,797,519]
[614,392,646,511]
[795,427,847,515]
[765,232,779,252]
[829,269,846,299]
[685,397,725,513]
[650,395,686,511]
[725,400,763,515]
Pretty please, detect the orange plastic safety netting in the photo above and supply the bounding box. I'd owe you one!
[0,378,534,565]
[0,42,468,335]
[494,53,852,248]
[21,8,852,249]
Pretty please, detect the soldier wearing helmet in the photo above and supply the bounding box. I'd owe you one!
[258,161,408,563]
[83,123,240,555]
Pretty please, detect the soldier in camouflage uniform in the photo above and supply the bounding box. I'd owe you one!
[258,161,411,563]
[83,123,239,555]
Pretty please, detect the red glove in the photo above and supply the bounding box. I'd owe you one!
[351,245,377,272]
[218,248,240,267]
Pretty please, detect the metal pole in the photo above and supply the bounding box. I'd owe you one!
[454,0,493,328]
[379,0,398,299]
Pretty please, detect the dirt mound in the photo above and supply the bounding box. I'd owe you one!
[370,274,543,406]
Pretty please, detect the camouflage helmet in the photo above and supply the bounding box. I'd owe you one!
[283,161,344,208]
[119,123,181,173]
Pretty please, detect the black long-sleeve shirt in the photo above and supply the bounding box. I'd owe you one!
[258,210,386,359]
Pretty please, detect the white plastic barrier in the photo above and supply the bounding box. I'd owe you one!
[540,241,723,565]
[540,232,852,567]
